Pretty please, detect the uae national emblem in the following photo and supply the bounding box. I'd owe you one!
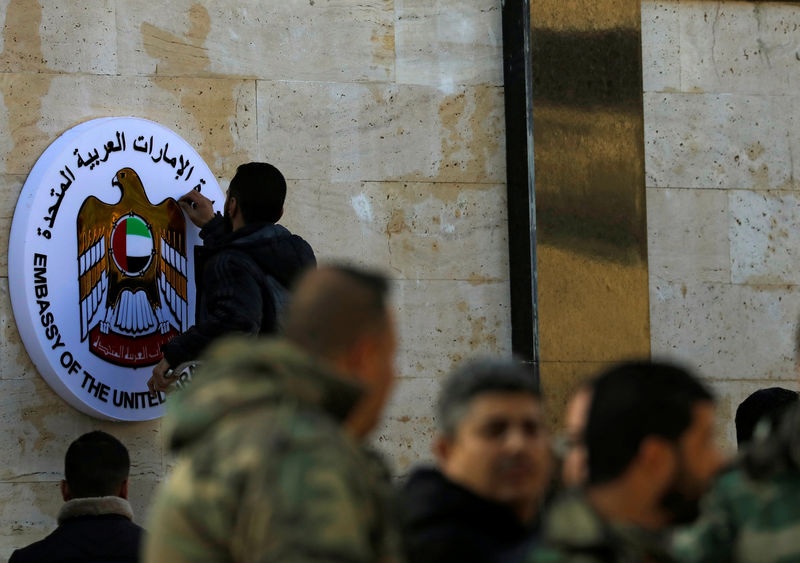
[77,167,188,367]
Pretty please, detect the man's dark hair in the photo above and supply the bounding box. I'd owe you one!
[437,358,539,437]
[735,387,799,447]
[227,162,287,224]
[64,431,130,498]
[284,265,390,359]
[586,361,713,486]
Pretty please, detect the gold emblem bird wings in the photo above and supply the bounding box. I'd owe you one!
[77,168,188,344]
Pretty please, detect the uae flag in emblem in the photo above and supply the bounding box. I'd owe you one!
[112,215,153,275]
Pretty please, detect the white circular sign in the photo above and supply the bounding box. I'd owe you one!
[9,117,224,421]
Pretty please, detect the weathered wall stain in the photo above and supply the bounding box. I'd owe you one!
[454,314,500,352]
[0,0,51,175]
[386,208,409,236]
[18,378,57,457]
[141,4,249,178]
[370,29,395,77]
[437,84,503,183]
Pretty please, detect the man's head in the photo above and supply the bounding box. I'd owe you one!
[224,162,287,230]
[586,361,722,526]
[61,431,130,501]
[284,265,396,438]
[735,387,799,448]
[433,358,551,522]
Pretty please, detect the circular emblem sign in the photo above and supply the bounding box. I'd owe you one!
[9,117,224,421]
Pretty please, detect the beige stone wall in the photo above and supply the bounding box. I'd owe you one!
[643,0,800,451]
[0,0,507,558]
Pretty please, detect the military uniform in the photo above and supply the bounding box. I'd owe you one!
[144,338,403,563]
[527,494,676,563]
[672,404,800,563]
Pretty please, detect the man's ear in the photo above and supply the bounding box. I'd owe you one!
[278,206,284,222]
[341,333,377,383]
[228,195,239,219]
[637,436,676,484]
[60,480,71,502]
[118,478,129,500]
[433,435,452,464]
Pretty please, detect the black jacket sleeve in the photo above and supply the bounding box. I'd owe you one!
[161,249,268,367]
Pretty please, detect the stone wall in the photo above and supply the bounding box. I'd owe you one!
[643,0,800,449]
[0,0,508,558]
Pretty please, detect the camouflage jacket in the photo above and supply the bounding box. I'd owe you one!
[672,404,800,563]
[527,494,676,563]
[144,338,404,563]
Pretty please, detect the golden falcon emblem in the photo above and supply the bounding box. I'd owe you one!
[76,167,188,367]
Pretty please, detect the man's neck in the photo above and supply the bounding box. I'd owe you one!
[512,498,540,525]
[586,481,668,531]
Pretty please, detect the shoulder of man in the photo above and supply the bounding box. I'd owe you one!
[526,494,611,563]
[148,401,402,562]
[234,406,403,562]
[675,462,800,563]
[530,493,676,563]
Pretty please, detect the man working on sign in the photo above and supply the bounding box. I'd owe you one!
[147,162,315,395]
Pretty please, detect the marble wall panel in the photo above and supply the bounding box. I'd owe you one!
[730,190,800,285]
[0,174,22,279]
[392,279,511,380]
[373,375,441,475]
[394,0,502,87]
[0,481,63,562]
[257,80,506,184]
[279,180,393,272]
[39,1,117,75]
[644,92,794,190]
[0,376,162,482]
[0,0,116,75]
[650,280,800,381]
[0,279,36,380]
[116,0,394,82]
[640,1,680,93]
[646,187,730,283]
[0,174,21,218]
[0,74,257,178]
[281,180,507,281]
[679,1,800,97]
[382,182,507,282]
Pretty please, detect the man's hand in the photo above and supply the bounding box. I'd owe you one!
[178,190,216,228]
[148,358,173,397]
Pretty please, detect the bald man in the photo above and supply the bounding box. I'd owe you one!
[144,265,402,563]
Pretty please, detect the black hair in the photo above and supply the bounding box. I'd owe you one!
[437,357,539,437]
[586,361,713,486]
[735,387,799,447]
[64,431,130,498]
[227,162,287,224]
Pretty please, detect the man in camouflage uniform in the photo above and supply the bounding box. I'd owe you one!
[144,265,403,562]
[528,361,724,563]
[672,402,800,562]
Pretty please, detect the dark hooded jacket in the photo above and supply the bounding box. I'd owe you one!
[161,214,315,367]
[399,466,539,563]
[9,496,143,563]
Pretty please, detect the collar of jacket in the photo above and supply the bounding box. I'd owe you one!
[57,496,134,525]
[166,338,364,451]
[541,492,673,561]
[199,214,289,248]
